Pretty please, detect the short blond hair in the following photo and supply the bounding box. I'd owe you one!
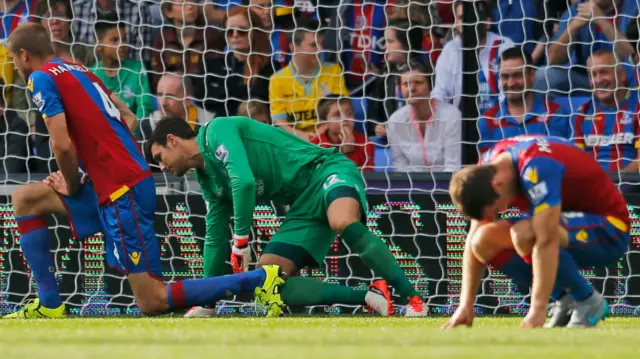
[238,101,269,122]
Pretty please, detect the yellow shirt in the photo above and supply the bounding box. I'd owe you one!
[269,61,348,131]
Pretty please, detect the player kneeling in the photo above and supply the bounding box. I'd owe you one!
[443,136,629,328]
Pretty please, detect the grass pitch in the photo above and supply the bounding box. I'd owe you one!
[1,317,639,359]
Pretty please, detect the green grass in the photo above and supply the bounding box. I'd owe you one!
[1,317,639,359]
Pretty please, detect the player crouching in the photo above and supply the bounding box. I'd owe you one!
[443,136,630,328]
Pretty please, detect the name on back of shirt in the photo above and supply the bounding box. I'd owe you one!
[47,63,89,76]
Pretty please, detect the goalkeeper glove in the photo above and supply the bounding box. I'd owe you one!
[231,234,252,273]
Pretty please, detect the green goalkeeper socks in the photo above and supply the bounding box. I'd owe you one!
[280,277,367,306]
[341,221,418,305]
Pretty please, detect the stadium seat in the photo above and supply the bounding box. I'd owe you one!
[374,146,392,172]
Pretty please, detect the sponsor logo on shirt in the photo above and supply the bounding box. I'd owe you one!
[215,144,228,163]
[620,112,634,125]
[527,181,548,204]
[323,174,346,190]
[585,133,634,147]
[32,92,45,112]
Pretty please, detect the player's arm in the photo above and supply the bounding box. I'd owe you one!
[460,219,486,307]
[29,72,80,195]
[110,92,138,133]
[521,157,565,322]
[204,120,256,237]
[45,113,80,195]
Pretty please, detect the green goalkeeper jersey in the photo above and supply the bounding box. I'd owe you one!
[195,116,337,241]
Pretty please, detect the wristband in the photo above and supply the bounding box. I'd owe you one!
[233,234,249,248]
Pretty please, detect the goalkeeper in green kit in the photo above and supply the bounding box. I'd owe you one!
[147,116,428,317]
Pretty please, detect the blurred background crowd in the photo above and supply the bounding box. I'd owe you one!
[1,0,640,175]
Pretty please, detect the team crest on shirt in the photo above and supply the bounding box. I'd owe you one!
[27,78,34,91]
[620,112,634,125]
[522,167,538,184]
[356,16,367,29]
[215,144,228,163]
[320,83,330,96]
[32,92,45,111]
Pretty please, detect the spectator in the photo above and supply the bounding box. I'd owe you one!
[312,94,374,172]
[238,100,271,124]
[150,0,224,101]
[91,19,155,138]
[431,0,514,113]
[201,7,280,117]
[386,0,443,64]
[573,49,640,173]
[367,18,424,138]
[73,0,153,63]
[140,73,213,140]
[14,0,99,129]
[269,24,349,141]
[387,61,462,172]
[491,0,541,55]
[0,0,38,107]
[540,0,637,95]
[478,48,571,154]
[0,79,29,174]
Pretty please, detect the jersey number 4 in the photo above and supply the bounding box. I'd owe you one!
[93,82,121,119]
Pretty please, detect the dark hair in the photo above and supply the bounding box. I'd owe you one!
[498,47,533,69]
[397,58,434,89]
[7,23,55,57]
[288,16,320,47]
[316,94,351,122]
[454,0,490,21]
[449,165,499,220]
[34,0,72,22]
[146,117,198,154]
[387,19,424,61]
[94,13,124,41]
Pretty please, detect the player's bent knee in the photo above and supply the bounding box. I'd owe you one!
[510,220,535,256]
[128,273,169,316]
[11,183,59,216]
[257,254,298,278]
[470,221,514,263]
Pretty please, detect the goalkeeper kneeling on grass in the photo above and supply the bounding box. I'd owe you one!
[147,115,428,317]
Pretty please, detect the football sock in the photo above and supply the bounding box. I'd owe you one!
[490,250,567,301]
[555,249,593,301]
[16,215,62,309]
[280,276,367,306]
[167,268,266,311]
[341,222,419,304]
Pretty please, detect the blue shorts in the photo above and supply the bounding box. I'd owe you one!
[58,180,102,240]
[506,212,630,268]
[98,176,162,279]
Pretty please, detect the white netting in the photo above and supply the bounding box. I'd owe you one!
[1,0,640,316]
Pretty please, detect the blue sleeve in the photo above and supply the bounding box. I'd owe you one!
[28,71,64,119]
[477,117,493,152]
[551,7,574,42]
[520,156,565,213]
[550,106,572,139]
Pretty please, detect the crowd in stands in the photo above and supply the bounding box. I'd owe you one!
[2,0,640,175]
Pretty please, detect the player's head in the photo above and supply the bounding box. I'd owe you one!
[454,0,491,40]
[34,0,73,42]
[289,17,320,65]
[499,47,535,104]
[157,73,194,120]
[399,60,433,106]
[95,15,128,63]
[7,23,55,80]
[147,116,199,176]
[238,100,270,124]
[316,94,355,135]
[587,49,626,106]
[161,0,200,26]
[450,164,514,220]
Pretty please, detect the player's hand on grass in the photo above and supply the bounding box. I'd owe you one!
[442,305,475,328]
[231,234,252,273]
[521,309,546,328]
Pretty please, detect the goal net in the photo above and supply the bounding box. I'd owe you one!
[1,0,640,316]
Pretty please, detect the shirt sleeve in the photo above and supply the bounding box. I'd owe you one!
[431,45,454,104]
[443,109,462,172]
[387,118,410,171]
[204,120,256,236]
[28,72,64,119]
[268,73,289,123]
[519,156,565,214]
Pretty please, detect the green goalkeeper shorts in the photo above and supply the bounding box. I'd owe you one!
[263,155,368,267]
